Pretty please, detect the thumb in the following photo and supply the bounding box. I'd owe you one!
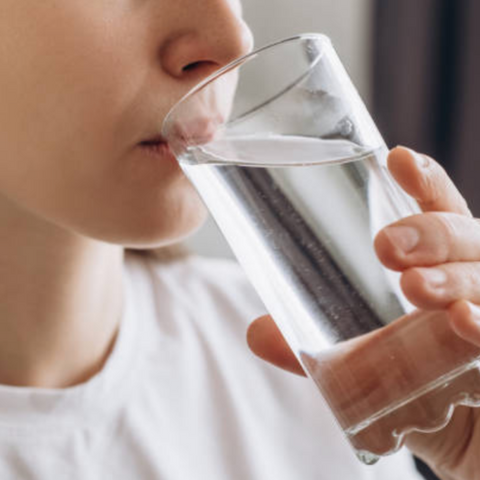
[247,315,306,376]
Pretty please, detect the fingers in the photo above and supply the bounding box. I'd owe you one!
[375,212,480,310]
[246,148,479,377]
[375,212,480,271]
[448,300,480,348]
[388,147,472,216]
[400,262,480,310]
[381,147,480,350]
[246,315,306,376]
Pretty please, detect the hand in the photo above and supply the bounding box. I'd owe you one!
[247,147,480,480]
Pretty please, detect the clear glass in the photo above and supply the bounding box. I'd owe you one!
[162,34,480,464]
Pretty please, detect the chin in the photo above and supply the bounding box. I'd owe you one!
[119,198,209,249]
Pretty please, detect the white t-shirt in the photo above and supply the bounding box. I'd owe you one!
[0,251,423,479]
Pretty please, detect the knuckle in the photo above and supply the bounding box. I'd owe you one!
[420,161,472,216]
[422,213,457,260]
[418,162,444,205]
[400,268,442,308]
[464,262,480,292]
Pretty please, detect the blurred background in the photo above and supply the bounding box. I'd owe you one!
[183,2,479,478]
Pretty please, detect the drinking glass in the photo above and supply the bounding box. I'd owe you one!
[162,34,480,464]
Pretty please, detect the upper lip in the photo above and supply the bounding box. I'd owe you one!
[139,114,222,148]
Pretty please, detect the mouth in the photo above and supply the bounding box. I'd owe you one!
[139,113,221,159]
[139,133,165,145]
[139,134,167,148]
[137,134,177,160]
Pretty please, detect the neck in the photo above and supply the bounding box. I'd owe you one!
[0,197,124,388]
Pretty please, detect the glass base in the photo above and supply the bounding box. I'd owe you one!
[347,360,480,462]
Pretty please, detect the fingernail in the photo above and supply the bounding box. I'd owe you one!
[408,147,430,169]
[418,268,447,288]
[396,146,430,169]
[384,225,420,253]
[467,302,480,323]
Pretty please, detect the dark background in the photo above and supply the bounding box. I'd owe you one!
[373,1,480,478]
[373,0,480,213]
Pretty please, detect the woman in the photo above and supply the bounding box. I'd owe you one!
[0,0,477,478]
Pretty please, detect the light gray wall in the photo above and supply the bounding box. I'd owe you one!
[242,0,373,105]
[184,0,373,259]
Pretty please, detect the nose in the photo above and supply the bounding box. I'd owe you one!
[160,0,254,81]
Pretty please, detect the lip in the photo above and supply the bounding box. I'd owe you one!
[137,140,178,163]
[139,134,166,145]
[162,115,223,153]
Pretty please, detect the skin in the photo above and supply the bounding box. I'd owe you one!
[247,147,480,479]
[1,1,479,478]
[0,0,252,387]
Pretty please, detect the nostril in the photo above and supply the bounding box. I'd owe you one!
[182,61,202,72]
[181,60,219,78]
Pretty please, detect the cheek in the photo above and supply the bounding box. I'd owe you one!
[0,3,144,175]
[0,3,208,247]
[0,143,208,249]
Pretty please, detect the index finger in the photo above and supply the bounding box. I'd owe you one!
[388,147,472,217]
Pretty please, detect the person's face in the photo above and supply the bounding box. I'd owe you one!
[0,0,253,248]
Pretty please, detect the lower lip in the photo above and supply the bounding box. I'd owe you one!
[138,141,178,161]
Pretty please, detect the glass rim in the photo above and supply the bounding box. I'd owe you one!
[161,32,332,136]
